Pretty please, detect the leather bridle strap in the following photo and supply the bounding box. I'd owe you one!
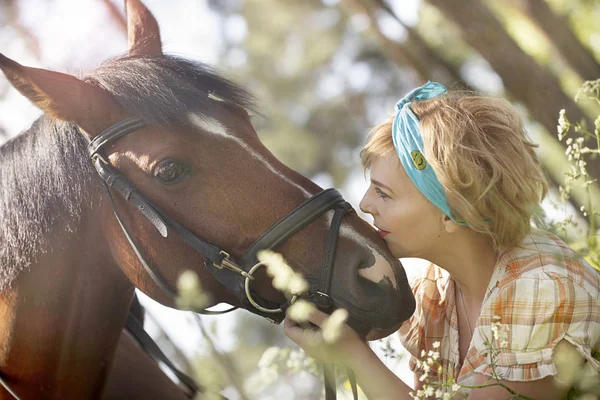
[314,204,351,310]
[88,117,148,158]
[100,175,236,315]
[125,312,200,398]
[322,364,359,400]
[238,189,350,267]
[348,370,358,399]
[93,157,227,267]
[324,364,336,400]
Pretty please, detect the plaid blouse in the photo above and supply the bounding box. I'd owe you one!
[398,229,600,393]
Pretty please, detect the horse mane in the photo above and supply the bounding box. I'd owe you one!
[0,119,97,291]
[0,54,257,292]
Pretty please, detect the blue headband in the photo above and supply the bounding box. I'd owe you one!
[392,81,465,225]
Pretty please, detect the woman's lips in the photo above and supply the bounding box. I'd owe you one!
[377,229,390,238]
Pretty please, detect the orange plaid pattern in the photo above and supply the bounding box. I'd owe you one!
[398,229,600,392]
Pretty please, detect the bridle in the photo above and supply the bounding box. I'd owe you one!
[92,117,360,400]
[0,115,358,400]
[88,117,354,323]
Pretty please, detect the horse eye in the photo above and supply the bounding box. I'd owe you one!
[153,159,187,184]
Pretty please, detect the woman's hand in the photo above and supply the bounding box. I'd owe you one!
[285,309,414,399]
[283,309,371,368]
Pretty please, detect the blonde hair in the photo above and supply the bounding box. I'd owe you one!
[361,92,548,250]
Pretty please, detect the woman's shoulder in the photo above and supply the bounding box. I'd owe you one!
[471,231,600,381]
[494,228,600,296]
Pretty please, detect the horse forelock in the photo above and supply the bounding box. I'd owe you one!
[87,54,258,127]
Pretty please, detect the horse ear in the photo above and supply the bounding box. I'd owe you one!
[125,0,163,56]
[0,53,127,138]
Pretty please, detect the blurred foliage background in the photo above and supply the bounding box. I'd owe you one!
[1,0,599,398]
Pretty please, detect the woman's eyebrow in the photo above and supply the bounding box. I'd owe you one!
[371,179,395,194]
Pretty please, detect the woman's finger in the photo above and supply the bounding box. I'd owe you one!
[306,309,329,327]
[284,317,323,347]
[283,317,309,344]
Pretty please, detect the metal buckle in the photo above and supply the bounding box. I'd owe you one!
[216,251,253,280]
[315,291,333,310]
[91,153,109,165]
[244,261,298,314]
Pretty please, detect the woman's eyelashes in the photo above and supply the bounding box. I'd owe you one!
[375,187,390,199]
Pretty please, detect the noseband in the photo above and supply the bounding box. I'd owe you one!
[87,117,353,323]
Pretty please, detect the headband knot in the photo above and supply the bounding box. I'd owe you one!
[396,81,447,111]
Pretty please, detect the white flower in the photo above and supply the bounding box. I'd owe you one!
[177,270,200,292]
[259,366,278,384]
[433,341,441,348]
[557,109,570,140]
[258,250,309,295]
[451,383,461,392]
[288,274,309,294]
[424,386,435,397]
[286,349,305,370]
[322,308,349,343]
[176,270,211,310]
[490,321,510,348]
[286,300,316,323]
[258,347,280,369]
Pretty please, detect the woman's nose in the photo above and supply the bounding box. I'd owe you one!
[359,190,374,215]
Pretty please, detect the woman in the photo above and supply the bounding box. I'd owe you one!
[285,82,600,399]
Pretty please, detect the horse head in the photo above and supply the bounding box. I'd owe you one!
[0,0,414,340]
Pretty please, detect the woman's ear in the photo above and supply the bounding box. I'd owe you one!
[441,214,461,234]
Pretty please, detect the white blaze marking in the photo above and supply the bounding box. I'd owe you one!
[189,113,395,285]
[188,113,311,197]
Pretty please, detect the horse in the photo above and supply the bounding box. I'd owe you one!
[0,0,415,398]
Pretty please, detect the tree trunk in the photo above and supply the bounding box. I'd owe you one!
[424,0,600,182]
[340,0,468,88]
[521,0,600,81]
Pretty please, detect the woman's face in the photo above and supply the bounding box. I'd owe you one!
[360,153,445,259]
